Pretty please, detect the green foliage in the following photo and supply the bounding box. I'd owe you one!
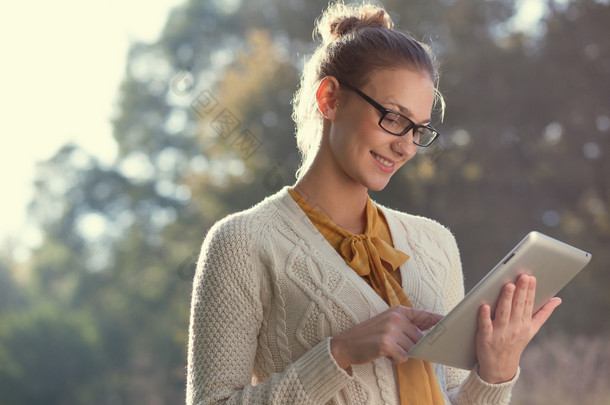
[0,307,105,404]
[0,260,27,311]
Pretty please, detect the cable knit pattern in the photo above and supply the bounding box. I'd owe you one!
[186,186,519,404]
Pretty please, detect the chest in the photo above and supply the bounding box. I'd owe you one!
[258,238,447,351]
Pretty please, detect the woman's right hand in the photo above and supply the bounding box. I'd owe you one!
[330,305,443,372]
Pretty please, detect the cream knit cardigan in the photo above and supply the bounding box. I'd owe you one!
[187,186,519,404]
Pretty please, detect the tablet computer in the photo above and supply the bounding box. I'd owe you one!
[407,231,591,370]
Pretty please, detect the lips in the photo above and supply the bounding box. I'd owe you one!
[371,151,394,166]
[371,151,395,172]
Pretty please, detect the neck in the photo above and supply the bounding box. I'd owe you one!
[292,148,368,234]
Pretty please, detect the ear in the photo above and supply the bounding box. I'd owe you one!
[316,76,340,120]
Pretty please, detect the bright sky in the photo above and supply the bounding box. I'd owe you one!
[0,0,186,260]
[0,0,546,262]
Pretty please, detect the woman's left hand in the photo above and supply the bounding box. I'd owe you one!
[475,273,562,384]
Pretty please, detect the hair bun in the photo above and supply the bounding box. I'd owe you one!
[315,2,394,45]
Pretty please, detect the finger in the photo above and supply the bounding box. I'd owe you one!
[380,321,414,364]
[493,282,515,328]
[510,274,530,323]
[383,308,424,344]
[378,328,411,364]
[530,297,562,336]
[398,307,443,330]
[478,304,493,338]
[413,311,443,331]
[388,342,411,364]
[401,322,425,345]
[523,275,536,322]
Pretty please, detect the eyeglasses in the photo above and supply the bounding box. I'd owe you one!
[337,80,440,147]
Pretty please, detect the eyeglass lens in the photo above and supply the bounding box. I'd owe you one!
[380,113,437,146]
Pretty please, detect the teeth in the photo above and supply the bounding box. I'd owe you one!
[372,152,393,167]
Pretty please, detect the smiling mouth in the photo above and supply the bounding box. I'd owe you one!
[371,151,394,168]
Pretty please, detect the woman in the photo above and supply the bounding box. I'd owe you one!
[186,2,561,404]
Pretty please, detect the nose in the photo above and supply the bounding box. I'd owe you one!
[392,138,406,157]
[392,134,418,160]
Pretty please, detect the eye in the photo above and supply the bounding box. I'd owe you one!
[382,113,403,127]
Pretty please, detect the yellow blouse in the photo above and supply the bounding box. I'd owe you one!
[288,187,444,405]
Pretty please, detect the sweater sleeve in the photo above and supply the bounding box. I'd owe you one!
[441,229,519,405]
[186,217,354,405]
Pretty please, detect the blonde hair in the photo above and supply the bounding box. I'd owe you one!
[291,1,444,180]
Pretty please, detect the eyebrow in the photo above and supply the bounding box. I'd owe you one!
[387,102,431,125]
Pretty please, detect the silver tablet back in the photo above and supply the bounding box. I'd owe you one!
[408,231,591,370]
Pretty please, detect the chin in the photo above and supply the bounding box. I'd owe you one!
[364,176,392,192]
[368,183,389,192]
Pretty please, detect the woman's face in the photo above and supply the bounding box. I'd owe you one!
[326,68,435,191]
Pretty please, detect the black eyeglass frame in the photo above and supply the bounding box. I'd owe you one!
[337,79,440,147]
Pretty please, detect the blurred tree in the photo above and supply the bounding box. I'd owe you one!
[0,307,105,404]
[0,259,27,311]
[517,0,610,330]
